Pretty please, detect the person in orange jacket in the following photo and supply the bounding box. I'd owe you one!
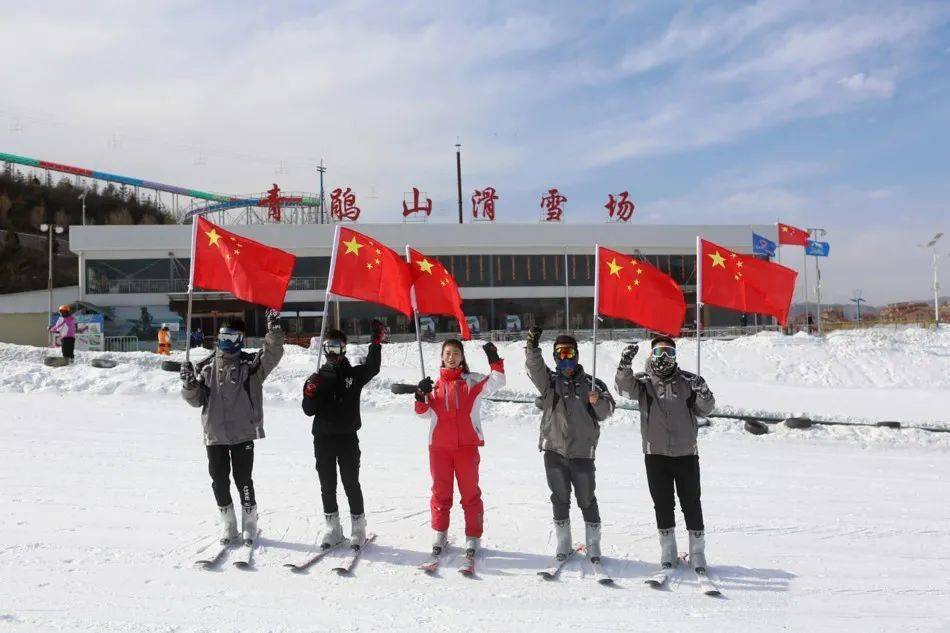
[157,324,172,355]
[413,340,505,562]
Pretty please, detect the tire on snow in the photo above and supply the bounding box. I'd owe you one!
[744,420,770,435]
[876,420,901,429]
[44,356,68,368]
[161,360,182,372]
[90,358,118,369]
[784,417,813,429]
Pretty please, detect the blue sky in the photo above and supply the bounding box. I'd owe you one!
[1,1,948,304]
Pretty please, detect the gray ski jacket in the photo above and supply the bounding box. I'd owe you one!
[526,346,615,459]
[614,360,715,457]
[181,328,284,446]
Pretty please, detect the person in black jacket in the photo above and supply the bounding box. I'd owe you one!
[302,320,384,549]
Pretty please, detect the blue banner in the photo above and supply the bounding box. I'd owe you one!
[805,240,830,257]
[752,232,777,257]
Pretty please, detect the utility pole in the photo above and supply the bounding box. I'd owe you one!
[78,191,88,226]
[40,221,66,345]
[851,290,866,325]
[807,227,827,335]
[316,159,327,224]
[455,139,463,224]
[918,233,943,328]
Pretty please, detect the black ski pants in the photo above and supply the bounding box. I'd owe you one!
[644,454,704,531]
[206,440,255,509]
[543,450,601,523]
[61,336,75,361]
[314,432,364,516]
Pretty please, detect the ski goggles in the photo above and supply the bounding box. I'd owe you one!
[554,344,577,360]
[322,339,346,355]
[217,329,244,345]
[651,346,676,359]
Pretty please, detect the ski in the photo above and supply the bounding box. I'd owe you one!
[587,557,614,586]
[232,530,261,570]
[537,545,583,580]
[194,541,237,569]
[284,539,347,573]
[331,533,376,575]
[458,549,476,577]
[419,545,448,574]
[644,563,675,588]
[680,554,722,596]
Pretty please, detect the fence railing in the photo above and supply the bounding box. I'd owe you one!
[87,277,328,294]
[104,336,140,352]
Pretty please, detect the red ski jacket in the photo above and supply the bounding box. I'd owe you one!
[414,361,505,449]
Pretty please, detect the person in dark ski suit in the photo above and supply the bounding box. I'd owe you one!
[181,311,284,546]
[301,320,385,549]
[614,335,716,572]
[525,327,615,562]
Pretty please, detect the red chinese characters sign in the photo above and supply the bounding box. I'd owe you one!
[263,183,282,222]
[605,191,635,222]
[472,187,498,221]
[402,187,432,219]
[330,187,360,221]
[540,188,567,222]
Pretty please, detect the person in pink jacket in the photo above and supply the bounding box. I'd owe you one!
[413,339,505,561]
[48,305,85,363]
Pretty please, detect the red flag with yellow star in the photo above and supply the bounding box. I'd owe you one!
[597,246,686,336]
[700,238,797,325]
[777,222,809,246]
[328,227,413,316]
[407,247,471,340]
[192,216,296,310]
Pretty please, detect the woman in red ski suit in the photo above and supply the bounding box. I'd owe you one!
[414,339,505,556]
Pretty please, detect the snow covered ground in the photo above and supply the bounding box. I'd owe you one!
[1,327,948,632]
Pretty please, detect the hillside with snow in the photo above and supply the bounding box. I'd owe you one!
[1,326,948,632]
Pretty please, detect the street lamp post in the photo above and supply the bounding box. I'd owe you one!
[40,222,66,345]
[918,233,944,328]
[807,227,827,335]
[78,191,88,226]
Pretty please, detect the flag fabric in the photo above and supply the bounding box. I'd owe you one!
[752,232,777,257]
[407,247,471,340]
[805,240,830,257]
[192,216,296,310]
[777,222,809,246]
[597,246,686,337]
[700,239,797,325]
[328,227,413,316]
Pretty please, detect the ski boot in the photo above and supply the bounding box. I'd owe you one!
[320,512,344,550]
[241,505,258,545]
[688,530,707,572]
[432,530,448,556]
[585,522,602,563]
[464,536,480,558]
[554,519,572,561]
[659,527,677,570]
[350,513,367,548]
[217,504,239,545]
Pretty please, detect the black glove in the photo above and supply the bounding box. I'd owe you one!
[685,374,711,397]
[482,342,501,364]
[526,326,542,349]
[416,376,434,402]
[619,344,639,369]
[371,319,386,344]
[180,362,198,388]
[303,373,322,399]
[265,308,281,332]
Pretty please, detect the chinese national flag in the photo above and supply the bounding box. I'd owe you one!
[777,222,809,246]
[192,216,296,310]
[329,227,413,316]
[700,239,797,325]
[407,247,471,340]
[597,246,686,337]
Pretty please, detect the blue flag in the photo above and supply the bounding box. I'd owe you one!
[805,240,830,257]
[752,232,777,257]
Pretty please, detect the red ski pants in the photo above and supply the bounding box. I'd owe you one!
[429,446,483,538]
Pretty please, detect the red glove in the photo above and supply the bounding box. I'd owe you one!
[303,373,322,398]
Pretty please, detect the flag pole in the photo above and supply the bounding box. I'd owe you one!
[695,236,702,377]
[406,245,426,379]
[316,224,341,369]
[591,244,599,387]
[802,246,809,333]
[183,217,199,373]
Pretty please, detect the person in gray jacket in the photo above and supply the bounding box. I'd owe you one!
[525,327,615,563]
[181,310,284,547]
[614,335,715,573]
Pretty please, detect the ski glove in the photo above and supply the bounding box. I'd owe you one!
[416,376,434,402]
[265,308,282,333]
[371,319,386,344]
[619,344,639,369]
[180,362,198,388]
[482,342,501,364]
[526,326,543,349]
[685,374,712,398]
[303,373,322,399]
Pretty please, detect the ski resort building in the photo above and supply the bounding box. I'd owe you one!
[66,222,778,344]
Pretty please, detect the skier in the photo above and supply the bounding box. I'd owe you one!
[48,304,86,363]
[301,320,386,550]
[413,339,505,560]
[613,335,716,574]
[525,327,615,564]
[180,311,284,548]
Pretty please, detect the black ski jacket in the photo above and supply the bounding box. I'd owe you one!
[302,342,381,436]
